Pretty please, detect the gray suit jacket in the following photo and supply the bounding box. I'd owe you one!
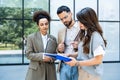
[25,32,57,80]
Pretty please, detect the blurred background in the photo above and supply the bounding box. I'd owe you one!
[0,0,120,80]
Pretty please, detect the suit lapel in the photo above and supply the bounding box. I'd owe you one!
[36,32,44,52]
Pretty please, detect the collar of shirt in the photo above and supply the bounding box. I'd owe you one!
[67,21,79,30]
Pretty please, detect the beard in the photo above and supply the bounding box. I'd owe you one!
[64,19,72,28]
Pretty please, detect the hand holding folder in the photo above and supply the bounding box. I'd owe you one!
[44,53,71,62]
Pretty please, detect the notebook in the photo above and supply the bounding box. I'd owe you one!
[44,53,71,62]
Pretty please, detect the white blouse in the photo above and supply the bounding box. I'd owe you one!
[93,45,105,56]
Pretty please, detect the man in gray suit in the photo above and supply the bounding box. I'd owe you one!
[25,10,57,80]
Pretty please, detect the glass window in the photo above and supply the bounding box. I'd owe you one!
[24,20,38,63]
[24,20,38,36]
[75,0,97,20]
[50,0,73,20]
[50,21,65,39]
[0,20,22,64]
[0,0,49,64]
[0,0,120,65]
[99,0,119,21]
[0,0,22,18]
[100,22,119,61]
[24,0,49,19]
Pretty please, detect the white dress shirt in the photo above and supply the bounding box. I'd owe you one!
[41,34,48,59]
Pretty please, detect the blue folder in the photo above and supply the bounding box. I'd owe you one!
[44,53,71,62]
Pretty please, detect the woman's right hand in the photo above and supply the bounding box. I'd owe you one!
[65,57,77,66]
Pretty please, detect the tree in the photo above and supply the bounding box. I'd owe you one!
[0,7,38,49]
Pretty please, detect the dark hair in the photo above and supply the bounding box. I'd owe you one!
[57,5,71,14]
[76,7,107,54]
[33,10,51,25]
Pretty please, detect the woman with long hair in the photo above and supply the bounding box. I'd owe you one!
[66,7,107,80]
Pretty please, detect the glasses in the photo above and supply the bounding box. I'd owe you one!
[60,15,69,21]
[60,12,70,21]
